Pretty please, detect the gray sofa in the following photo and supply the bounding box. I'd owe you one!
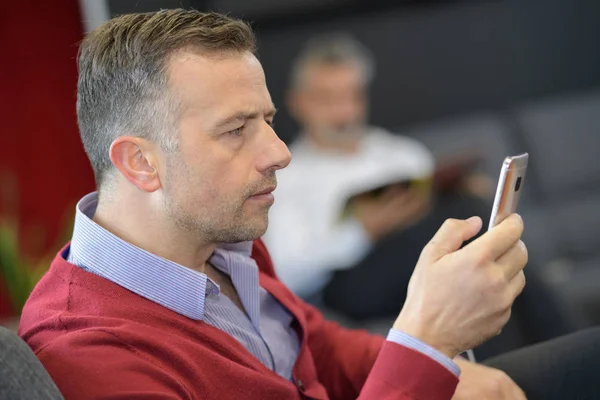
[0,326,63,400]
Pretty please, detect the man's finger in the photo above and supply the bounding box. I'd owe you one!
[506,377,527,400]
[422,217,482,261]
[496,240,528,280]
[508,270,527,299]
[511,386,528,400]
[464,214,524,262]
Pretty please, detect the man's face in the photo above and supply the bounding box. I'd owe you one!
[291,62,368,144]
[160,51,291,243]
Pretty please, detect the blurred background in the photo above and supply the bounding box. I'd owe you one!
[1,0,599,353]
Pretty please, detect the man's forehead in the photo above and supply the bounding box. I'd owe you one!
[168,50,262,81]
[171,49,256,79]
[301,61,364,88]
[167,51,272,122]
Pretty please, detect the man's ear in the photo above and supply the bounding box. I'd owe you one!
[109,136,162,192]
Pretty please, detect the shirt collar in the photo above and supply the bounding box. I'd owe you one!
[68,192,255,321]
[216,240,253,258]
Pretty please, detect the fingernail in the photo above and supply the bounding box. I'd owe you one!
[467,216,480,225]
[514,213,523,222]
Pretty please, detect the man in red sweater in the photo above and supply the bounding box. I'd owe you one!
[19,9,536,399]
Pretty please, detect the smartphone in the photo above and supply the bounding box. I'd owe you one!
[488,153,529,231]
[465,153,529,363]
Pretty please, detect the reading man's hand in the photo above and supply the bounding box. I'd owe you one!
[352,185,430,241]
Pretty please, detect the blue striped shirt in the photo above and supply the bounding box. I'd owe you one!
[68,192,459,381]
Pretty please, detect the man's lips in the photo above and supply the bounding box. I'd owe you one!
[250,185,276,197]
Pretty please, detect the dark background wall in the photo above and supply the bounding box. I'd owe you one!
[256,0,600,143]
[108,0,600,143]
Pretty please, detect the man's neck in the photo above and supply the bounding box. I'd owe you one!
[93,198,217,273]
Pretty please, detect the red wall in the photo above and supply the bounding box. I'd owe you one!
[0,1,95,317]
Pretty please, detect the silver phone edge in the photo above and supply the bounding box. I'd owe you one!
[488,153,529,231]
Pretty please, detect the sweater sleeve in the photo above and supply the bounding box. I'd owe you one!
[300,301,459,400]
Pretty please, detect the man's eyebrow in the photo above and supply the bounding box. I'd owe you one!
[214,105,278,129]
[266,106,278,118]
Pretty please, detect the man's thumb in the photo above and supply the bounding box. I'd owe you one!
[423,217,482,261]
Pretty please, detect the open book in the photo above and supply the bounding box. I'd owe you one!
[340,152,482,214]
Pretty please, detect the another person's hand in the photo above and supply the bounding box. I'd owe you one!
[351,185,430,241]
[393,214,527,358]
[460,171,495,200]
[452,358,527,399]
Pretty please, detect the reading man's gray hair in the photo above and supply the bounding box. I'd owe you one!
[289,33,375,89]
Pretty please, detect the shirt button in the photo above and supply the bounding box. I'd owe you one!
[297,379,305,391]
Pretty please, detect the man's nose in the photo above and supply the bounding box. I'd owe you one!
[257,124,291,173]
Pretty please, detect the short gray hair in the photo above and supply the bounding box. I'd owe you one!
[77,9,257,190]
[289,33,375,90]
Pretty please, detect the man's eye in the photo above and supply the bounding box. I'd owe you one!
[266,120,275,128]
[229,127,243,136]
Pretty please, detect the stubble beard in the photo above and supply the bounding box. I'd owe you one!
[163,159,274,244]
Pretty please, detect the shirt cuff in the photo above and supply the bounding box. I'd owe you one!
[387,329,461,377]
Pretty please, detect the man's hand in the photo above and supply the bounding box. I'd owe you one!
[352,185,430,241]
[452,358,526,399]
[393,214,527,357]
[460,172,495,200]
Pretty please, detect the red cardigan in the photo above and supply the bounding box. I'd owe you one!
[19,240,458,399]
